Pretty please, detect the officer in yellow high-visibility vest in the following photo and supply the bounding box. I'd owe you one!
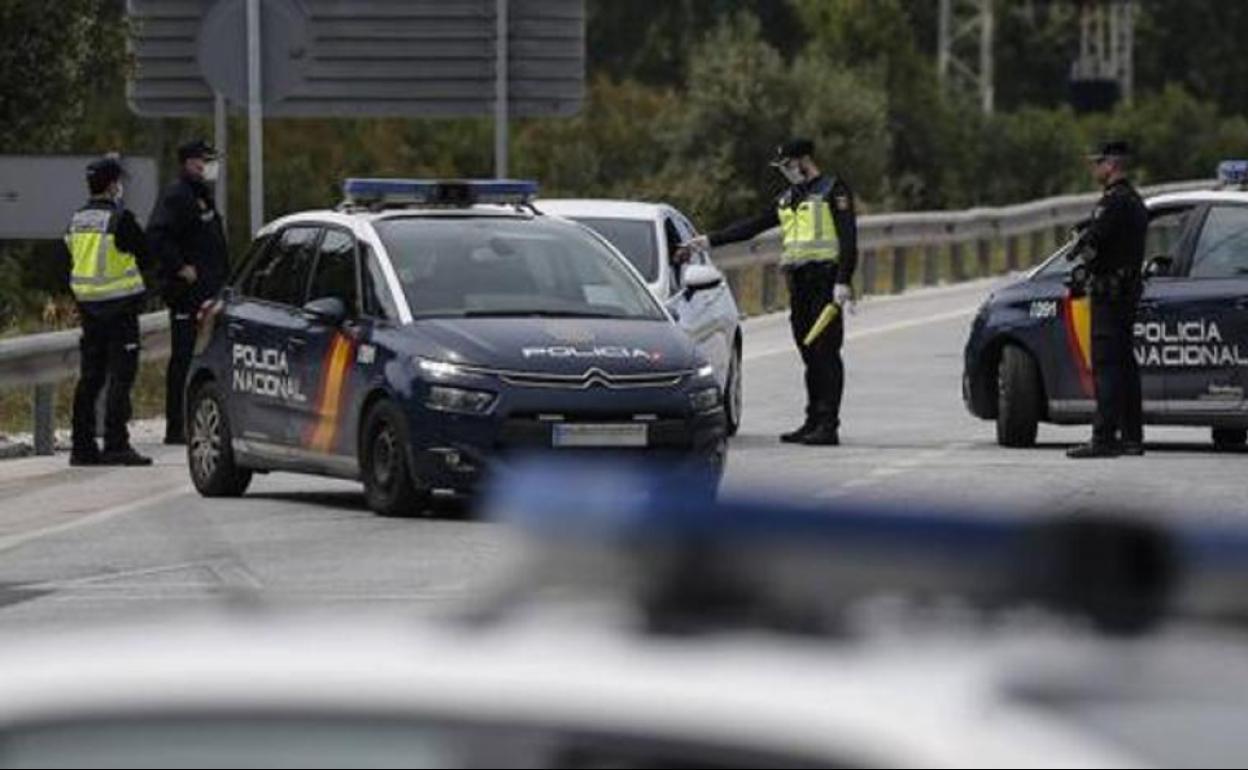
[681,139,858,445]
[59,156,156,466]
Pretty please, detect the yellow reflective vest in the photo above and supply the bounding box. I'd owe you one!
[65,206,145,304]
[778,178,840,267]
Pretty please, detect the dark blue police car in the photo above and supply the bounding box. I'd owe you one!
[185,180,727,516]
[964,163,1248,448]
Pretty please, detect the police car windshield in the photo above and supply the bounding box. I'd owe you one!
[375,218,666,320]
[564,217,659,281]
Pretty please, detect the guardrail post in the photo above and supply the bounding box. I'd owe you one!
[1030,229,1046,265]
[33,384,55,456]
[891,246,908,293]
[761,263,778,311]
[861,249,877,296]
[976,239,991,277]
[1006,235,1020,271]
[923,245,939,286]
[950,242,967,282]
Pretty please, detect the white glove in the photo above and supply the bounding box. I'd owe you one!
[833,283,854,308]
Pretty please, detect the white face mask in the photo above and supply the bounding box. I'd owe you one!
[112,183,125,201]
[202,160,220,183]
[777,161,805,186]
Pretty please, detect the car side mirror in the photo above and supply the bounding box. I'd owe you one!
[1144,255,1173,279]
[682,264,724,297]
[304,296,349,325]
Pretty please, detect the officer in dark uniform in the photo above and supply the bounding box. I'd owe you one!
[682,139,858,445]
[148,139,229,445]
[61,156,156,466]
[1067,140,1149,459]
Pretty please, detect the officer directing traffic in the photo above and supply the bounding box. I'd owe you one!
[61,155,156,466]
[148,139,229,446]
[683,139,858,445]
[1066,140,1148,459]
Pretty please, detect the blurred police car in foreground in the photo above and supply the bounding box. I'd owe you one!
[965,161,1248,448]
[4,461,1248,768]
[539,199,744,434]
[185,180,727,516]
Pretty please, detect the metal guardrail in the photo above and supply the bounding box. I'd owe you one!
[0,178,1215,456]
[715,179,1212,309]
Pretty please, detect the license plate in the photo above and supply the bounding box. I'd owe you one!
[552,423,648,448]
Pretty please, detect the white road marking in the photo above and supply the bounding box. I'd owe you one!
[744,306,978,362]
[0,485,191,555]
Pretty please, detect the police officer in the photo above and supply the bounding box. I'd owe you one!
[683,139,857,445]
[1067,140,1148,459]
[62,156,155,466]
[148,139,229,445]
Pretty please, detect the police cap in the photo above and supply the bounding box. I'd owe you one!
[1089,140,1132,161]
[177,138,219,163]
[85,155,125,193]
[772,138,815,164]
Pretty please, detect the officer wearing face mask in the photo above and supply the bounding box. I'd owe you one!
[148,139,229,445]
[681,138,858,446]
[60,155,156,466]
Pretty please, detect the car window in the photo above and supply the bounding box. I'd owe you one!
[1034,205,1196,278]
[673,211,708,266]
[1188,204,1248,279]
[1145,206,1198,267]
[566,217,660,281]
[248,226,321,307]
[229,234,273,289]
[308,228,360,316]
[374,217,665,320]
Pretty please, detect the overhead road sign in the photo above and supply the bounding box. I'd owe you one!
[126,0,585,118]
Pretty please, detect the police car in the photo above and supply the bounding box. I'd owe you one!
[184,180,727,516]
[965,162,1248,448]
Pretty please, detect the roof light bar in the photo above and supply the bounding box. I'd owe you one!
[1216,160,1248,188]
[342,178,539,208]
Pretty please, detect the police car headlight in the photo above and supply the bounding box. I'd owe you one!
[689,386,721,412]
[696,363,715,380]
[426,386,496,415]
[419,358,463,378]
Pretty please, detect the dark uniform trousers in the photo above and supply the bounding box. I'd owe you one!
[786,261,844,429]
[1091,291,1143,446]
[165,308,197,438]
[72,312,140,452]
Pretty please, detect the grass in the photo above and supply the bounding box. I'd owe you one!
[0,358,168,436]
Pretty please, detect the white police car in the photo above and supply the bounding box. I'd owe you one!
[185,180,727,516]
[538,199,744,435]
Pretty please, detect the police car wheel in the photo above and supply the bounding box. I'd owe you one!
[187,382,252,497]
[361,401,427,518]
[997,345,1041,448]
[724,343,743,437]
[1212,428,1248,449]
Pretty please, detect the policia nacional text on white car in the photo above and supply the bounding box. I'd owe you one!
[183,180,728,516]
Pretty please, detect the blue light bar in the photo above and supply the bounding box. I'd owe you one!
[1216,160,1248,187]
[342,178,538,208]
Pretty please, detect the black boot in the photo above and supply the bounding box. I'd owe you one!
[800,423,840,446]
[1120,441,1145,456]
[780,421,815,444]
[69,446,102,466]
[100,446,154,466]
[1066,442,1121,459]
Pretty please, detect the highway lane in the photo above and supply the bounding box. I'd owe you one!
[0,276,1243,632]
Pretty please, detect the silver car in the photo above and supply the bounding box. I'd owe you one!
[539,199,743,435]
